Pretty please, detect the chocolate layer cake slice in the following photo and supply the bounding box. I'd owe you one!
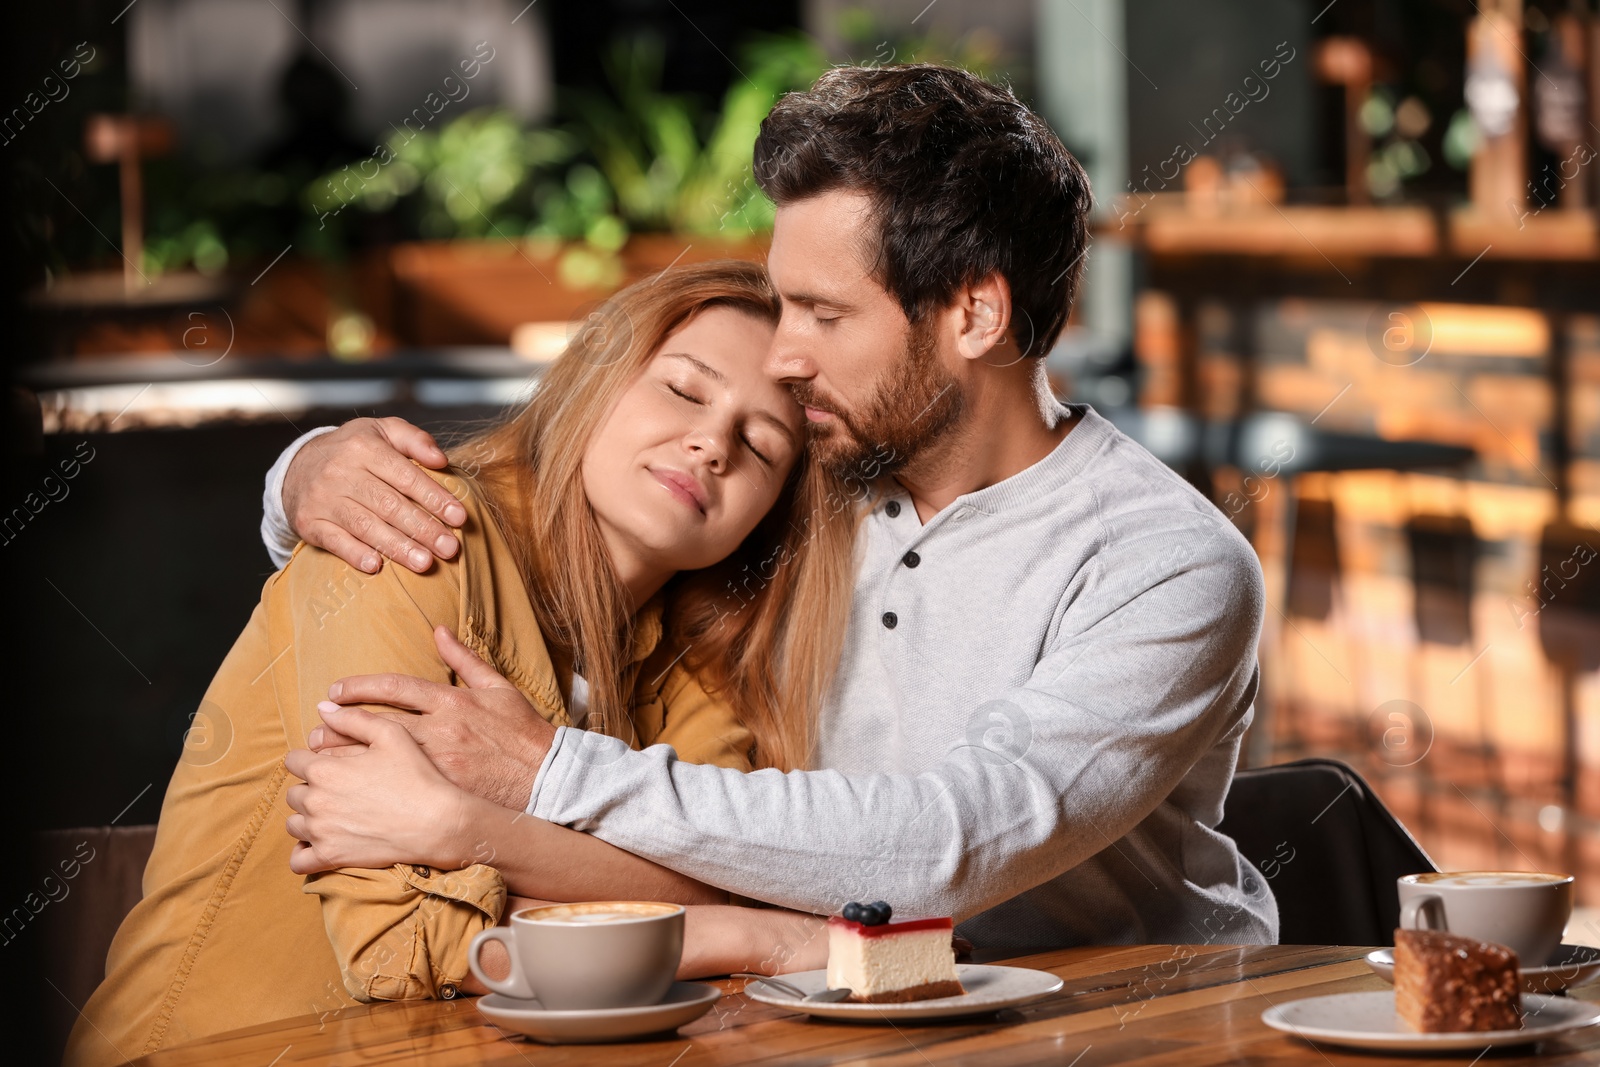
[1393,928,1522,1032]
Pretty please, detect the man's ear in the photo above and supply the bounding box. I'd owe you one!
[954,272,1012,362]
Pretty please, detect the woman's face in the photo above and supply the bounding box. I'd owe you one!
[582,306,804,580]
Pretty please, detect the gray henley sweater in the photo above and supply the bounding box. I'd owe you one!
[266,404,1277,951]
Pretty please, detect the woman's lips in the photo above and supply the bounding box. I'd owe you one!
[649,467,707,514]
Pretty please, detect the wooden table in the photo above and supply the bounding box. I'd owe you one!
[129,944,1600,1065]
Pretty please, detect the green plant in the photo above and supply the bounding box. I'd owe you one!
[138,15,1016,281]
[556,31,828,239]
[832,8,1009,85]
[138,157,309,275]
[303,109,578,240]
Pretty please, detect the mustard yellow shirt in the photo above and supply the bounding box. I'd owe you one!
[65,469,753,1067]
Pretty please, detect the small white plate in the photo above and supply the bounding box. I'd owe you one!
[1262,991,1600,1051]
[477,982,721,1044]
[743,964,1063,1022]
[1365,943,1600,994]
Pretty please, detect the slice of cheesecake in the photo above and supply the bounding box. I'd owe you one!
[826,915,965,1003]
[1393,928,1521,1032]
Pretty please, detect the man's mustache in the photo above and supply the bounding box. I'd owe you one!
[789,384,844,419]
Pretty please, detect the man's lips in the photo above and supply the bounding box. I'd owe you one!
[793,389,842,424]
[649,466,708,514]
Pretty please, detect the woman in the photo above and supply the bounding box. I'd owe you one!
[66,261,857,1067]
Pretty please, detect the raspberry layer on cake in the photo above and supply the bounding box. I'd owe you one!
[826,915,965,1003]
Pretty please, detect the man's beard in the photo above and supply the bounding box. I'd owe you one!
[793,319,964,481]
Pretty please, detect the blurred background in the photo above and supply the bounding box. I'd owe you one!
[4,0,1600,1036]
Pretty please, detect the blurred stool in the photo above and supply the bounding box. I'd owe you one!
[1280,491,1361,755]
[1404,510,1503,847]
[1535,520,1600,873]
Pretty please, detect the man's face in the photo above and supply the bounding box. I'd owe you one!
[764,190,963,478]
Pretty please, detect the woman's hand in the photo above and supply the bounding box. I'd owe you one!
[285,703,475,875]
[317,626,558,812]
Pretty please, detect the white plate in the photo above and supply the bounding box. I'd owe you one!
[1262,991,1600,1051]
[477,982,721,1044]
[1365,943,1600,994]
[743,964,1063,1022]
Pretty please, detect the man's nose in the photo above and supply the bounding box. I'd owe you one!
[765,321,814,384]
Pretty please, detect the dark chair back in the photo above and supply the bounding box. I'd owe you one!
[1218,758,1436,946]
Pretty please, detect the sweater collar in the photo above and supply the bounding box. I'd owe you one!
[885,403,1111,520]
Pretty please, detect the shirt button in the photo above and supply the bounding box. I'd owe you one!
[440,983,459,999]
[885,500,901,518]
[882,612,898,629]
[413,864,432,878]
[902,551,920,568]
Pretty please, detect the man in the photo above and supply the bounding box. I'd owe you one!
[267,64,1276,951]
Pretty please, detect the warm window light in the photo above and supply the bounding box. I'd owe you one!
[510,321,573,362]
[1414,304,1549,356]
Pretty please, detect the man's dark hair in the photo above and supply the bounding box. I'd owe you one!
[753,64,1092,357]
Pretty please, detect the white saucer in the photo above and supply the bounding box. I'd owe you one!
[743,964,1063,1022]
[1365,943,1600,994]
[476,982,721,1044]
[1262,991,1600,1051]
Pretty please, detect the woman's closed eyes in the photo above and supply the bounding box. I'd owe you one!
[664,379,778,467]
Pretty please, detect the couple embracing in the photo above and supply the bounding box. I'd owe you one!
[69,63,1274,1066]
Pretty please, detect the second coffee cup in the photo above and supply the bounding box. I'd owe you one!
[1397,870,1573,965]
[469,901,685,1010]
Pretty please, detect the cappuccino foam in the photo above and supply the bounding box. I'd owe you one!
[1413,871,1569,887]
[519,901,680,925]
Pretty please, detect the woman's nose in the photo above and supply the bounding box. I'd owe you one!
[684,425,727,472]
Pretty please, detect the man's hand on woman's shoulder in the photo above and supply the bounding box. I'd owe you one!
[285,416,466,574]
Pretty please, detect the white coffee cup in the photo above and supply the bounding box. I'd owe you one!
[469,901,684,1010]
[1397,871,1574,965]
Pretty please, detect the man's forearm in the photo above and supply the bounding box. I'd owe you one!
[529,660,1257,923]
[532,730,1007,920]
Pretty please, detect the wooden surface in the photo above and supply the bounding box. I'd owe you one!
[1102,198,1600,262]
[1136,204,1440,258]
[129,943,1600,1065]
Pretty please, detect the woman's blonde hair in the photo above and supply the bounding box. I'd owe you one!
[455,260,858,772]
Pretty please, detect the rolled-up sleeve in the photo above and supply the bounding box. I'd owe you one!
[304,863,506,1000]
